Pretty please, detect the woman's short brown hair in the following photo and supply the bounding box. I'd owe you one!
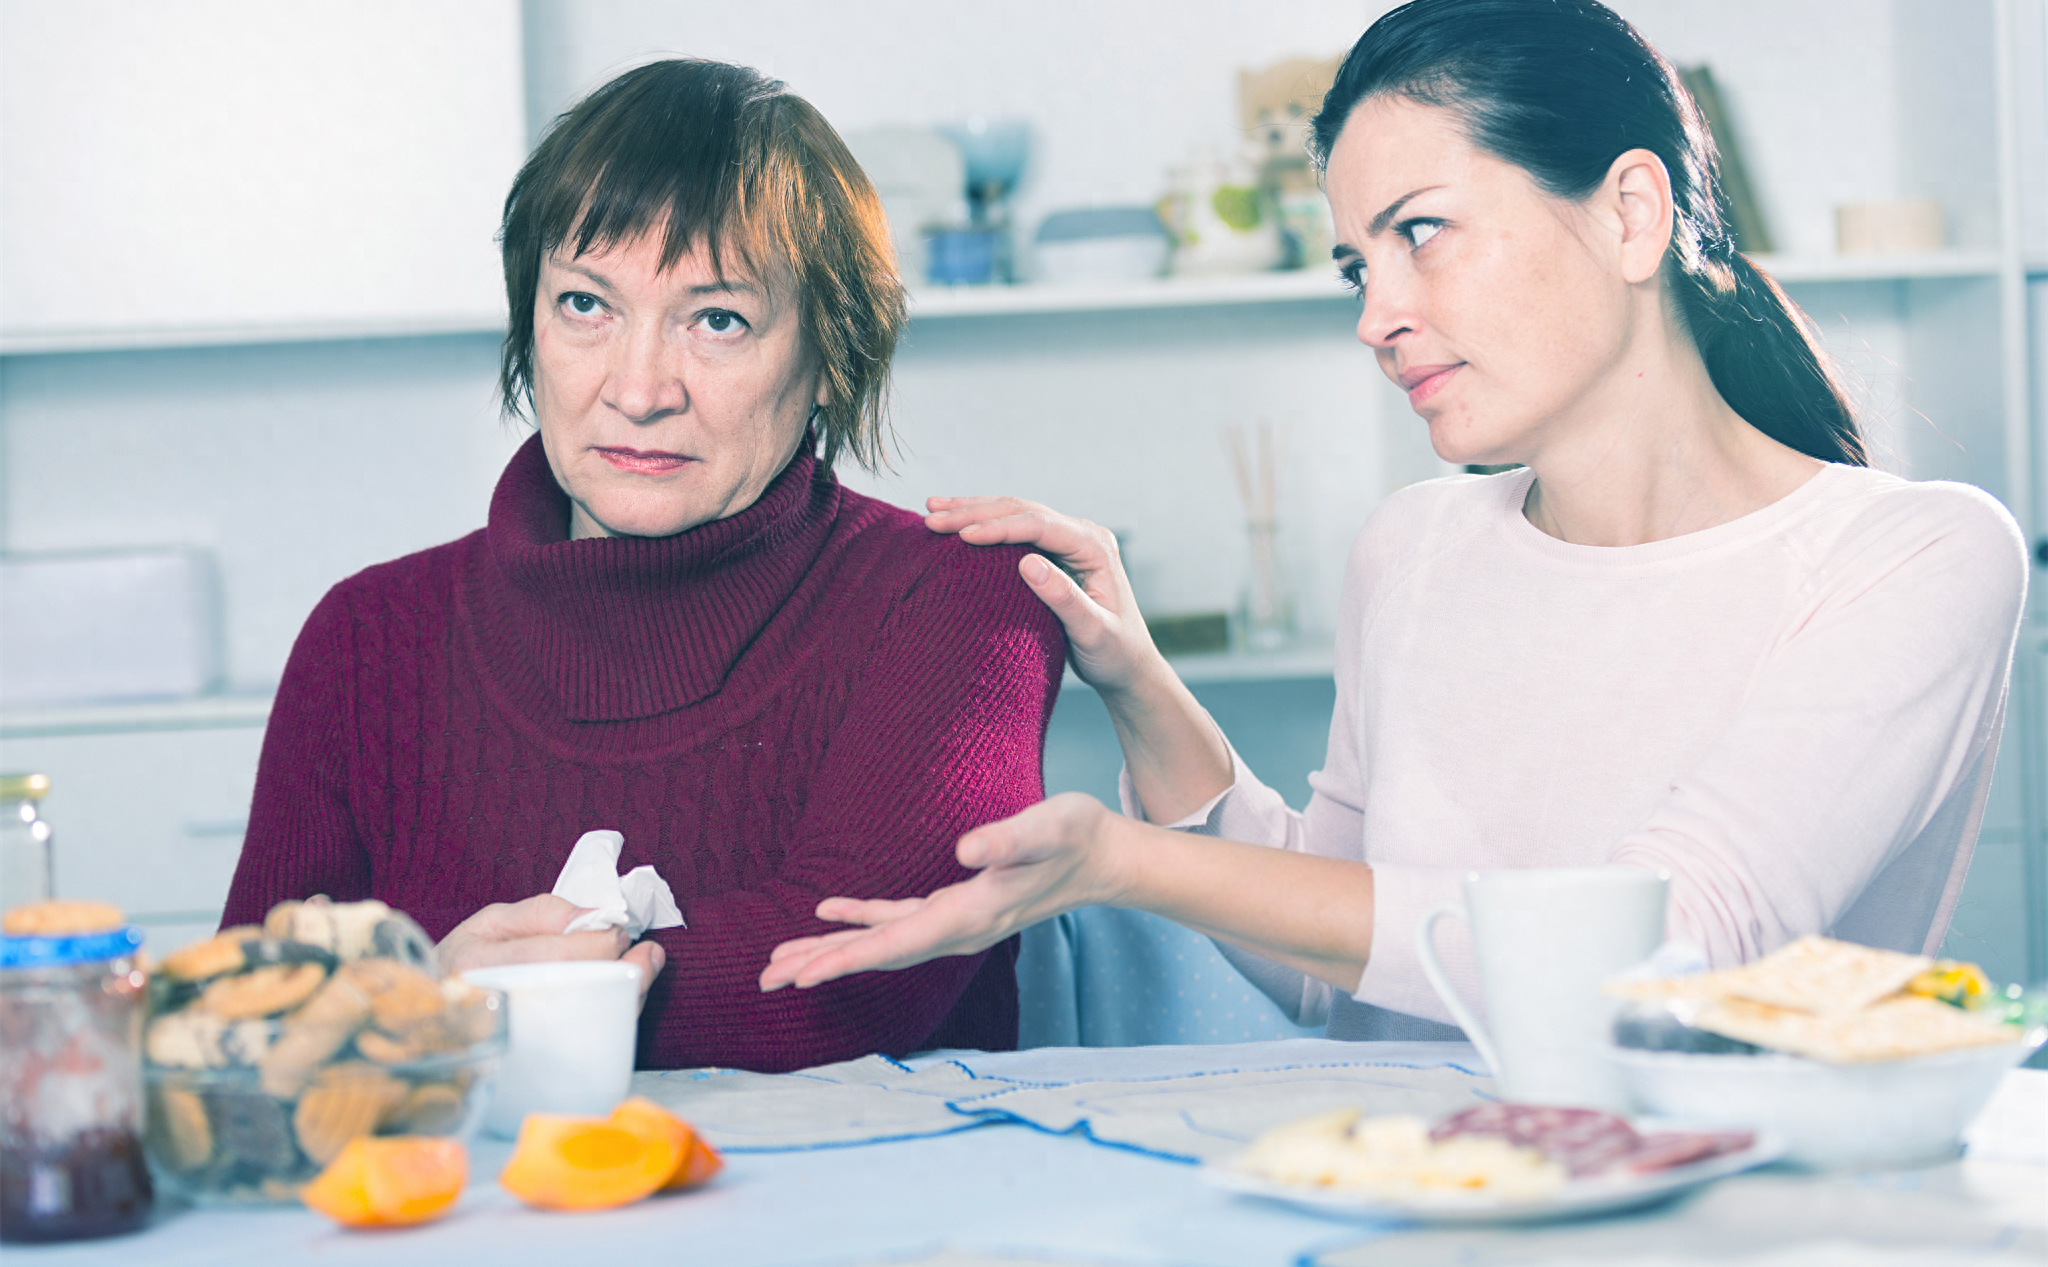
[498,59,904,472]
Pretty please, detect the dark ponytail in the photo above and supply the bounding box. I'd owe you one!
[1313,0,1865,466]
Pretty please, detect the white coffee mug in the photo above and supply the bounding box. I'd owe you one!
[1417,866,1666,1109]
[461,960,642,1138]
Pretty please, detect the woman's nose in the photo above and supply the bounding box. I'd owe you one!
[604,324,687,423]
[1354,275,1418,349]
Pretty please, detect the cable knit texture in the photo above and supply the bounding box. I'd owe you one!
[223,433,1064,1071]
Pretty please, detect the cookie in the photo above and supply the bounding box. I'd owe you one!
[342,958,445,1029]
[353,1028,416,1065]
[383,1082,465,1134]
[199,962,328,1021]
[158,927,263,982]
[258,974,373,1097]
[266,897,392,961]
[3,899,124,937]
[147,1084,215,1171]
[146,1011,275,1069]
[293,1063,407,1165]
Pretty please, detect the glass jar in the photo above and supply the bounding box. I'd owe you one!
[1,774,55,905]
[0,925,153,1242]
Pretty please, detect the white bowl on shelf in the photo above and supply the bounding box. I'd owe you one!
[1605,1036,2041,1172]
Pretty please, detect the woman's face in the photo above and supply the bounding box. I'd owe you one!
[531,229,824,540]
[1326,96,1636,467]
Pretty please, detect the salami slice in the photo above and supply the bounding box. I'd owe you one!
[1621,1130,1755,1174]
[1433,1104,1756,1178]
[1430,1104,1643,1176]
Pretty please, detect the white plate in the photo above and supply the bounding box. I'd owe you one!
[1202,1120,1786,1225]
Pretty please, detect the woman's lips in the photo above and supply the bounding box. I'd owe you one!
[1400,363,1463,408]
[595,446,693,474]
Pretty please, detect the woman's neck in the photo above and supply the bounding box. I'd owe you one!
[1518,308,1824,547]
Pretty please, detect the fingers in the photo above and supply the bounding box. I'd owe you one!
[450,929,629,972]
[813,896,927,926]
[622,940,666,1009]
[466,893,586,939]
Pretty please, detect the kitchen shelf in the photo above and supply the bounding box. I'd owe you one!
[1756,250,2007,283]
[909,269,1356,318]
[0,693,273,739]
[906,251,2022,320]
[3,255,2029,356]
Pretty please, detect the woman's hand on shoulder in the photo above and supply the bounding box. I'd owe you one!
[925,495,1166,698]
[436,893,667,1008]
[761,792,1124,990]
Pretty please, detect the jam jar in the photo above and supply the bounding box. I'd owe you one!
[0,924,153,1242]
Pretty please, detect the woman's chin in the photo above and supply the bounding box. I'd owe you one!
[572,499,718,540]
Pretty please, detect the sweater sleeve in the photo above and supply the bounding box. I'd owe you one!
[1357,484,2030,1024]
[634,546,1065,1071]
[220,585,373,928]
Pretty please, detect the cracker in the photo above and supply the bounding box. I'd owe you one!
[1718,937,1931,1015]
[3,899,124,936]
[1695,994,2019,1064]
[1607,936,1930,1016]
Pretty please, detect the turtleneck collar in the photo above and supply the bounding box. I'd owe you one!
[473,431,840,722]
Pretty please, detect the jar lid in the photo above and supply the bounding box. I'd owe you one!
[0,925,144,969]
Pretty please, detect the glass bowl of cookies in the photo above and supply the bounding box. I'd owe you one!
[140,898,505,1204]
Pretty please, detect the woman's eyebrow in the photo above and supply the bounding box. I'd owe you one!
[1369,185,1446,236]
[553,259,617,293]
[687,279,761,298]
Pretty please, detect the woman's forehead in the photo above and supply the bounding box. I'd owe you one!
[544,225,790,296]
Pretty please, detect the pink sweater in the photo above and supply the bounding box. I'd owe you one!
[223,435,1064,1071]
[1164,465,2028,1039]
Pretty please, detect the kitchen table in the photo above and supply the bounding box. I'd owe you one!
[11,1040,2043,1266]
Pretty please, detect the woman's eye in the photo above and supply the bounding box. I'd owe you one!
[1339,263,1366,296]
[561,292,602,317]
[699,310,748,335]
[1404,221,1442,248]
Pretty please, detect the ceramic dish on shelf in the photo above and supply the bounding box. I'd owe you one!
[1203,1119,1785,1225]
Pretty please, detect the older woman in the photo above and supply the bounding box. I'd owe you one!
[222,60,1064,1071]
[765,0,2028,1039]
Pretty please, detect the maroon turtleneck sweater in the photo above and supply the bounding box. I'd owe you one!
[222,434,1064,1071]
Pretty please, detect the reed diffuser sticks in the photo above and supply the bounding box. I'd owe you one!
[1225,422,1295,651]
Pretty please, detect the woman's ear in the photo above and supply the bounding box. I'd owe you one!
[1605,147,1675,285]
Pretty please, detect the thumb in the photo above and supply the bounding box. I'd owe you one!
[1020,554,1098,620]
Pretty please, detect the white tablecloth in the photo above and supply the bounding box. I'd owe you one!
[10,1041,2044,1267]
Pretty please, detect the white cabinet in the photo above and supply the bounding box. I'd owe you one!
[0,0,525,352]
[0,712,266,951]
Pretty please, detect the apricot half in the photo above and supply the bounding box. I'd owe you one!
[500,1110,682,1211]
[300,1136,467,1227]
[609,1097,724,1191]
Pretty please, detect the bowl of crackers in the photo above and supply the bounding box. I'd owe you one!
[1603,936,2042,1171]
[141,897,504,1204]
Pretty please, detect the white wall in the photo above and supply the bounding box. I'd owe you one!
[0,0,2029,683]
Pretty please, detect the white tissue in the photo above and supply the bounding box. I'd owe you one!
[552,830,685,938]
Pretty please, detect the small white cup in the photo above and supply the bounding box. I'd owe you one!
[460,960,642,1138]
[1417,866,1666,1109]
